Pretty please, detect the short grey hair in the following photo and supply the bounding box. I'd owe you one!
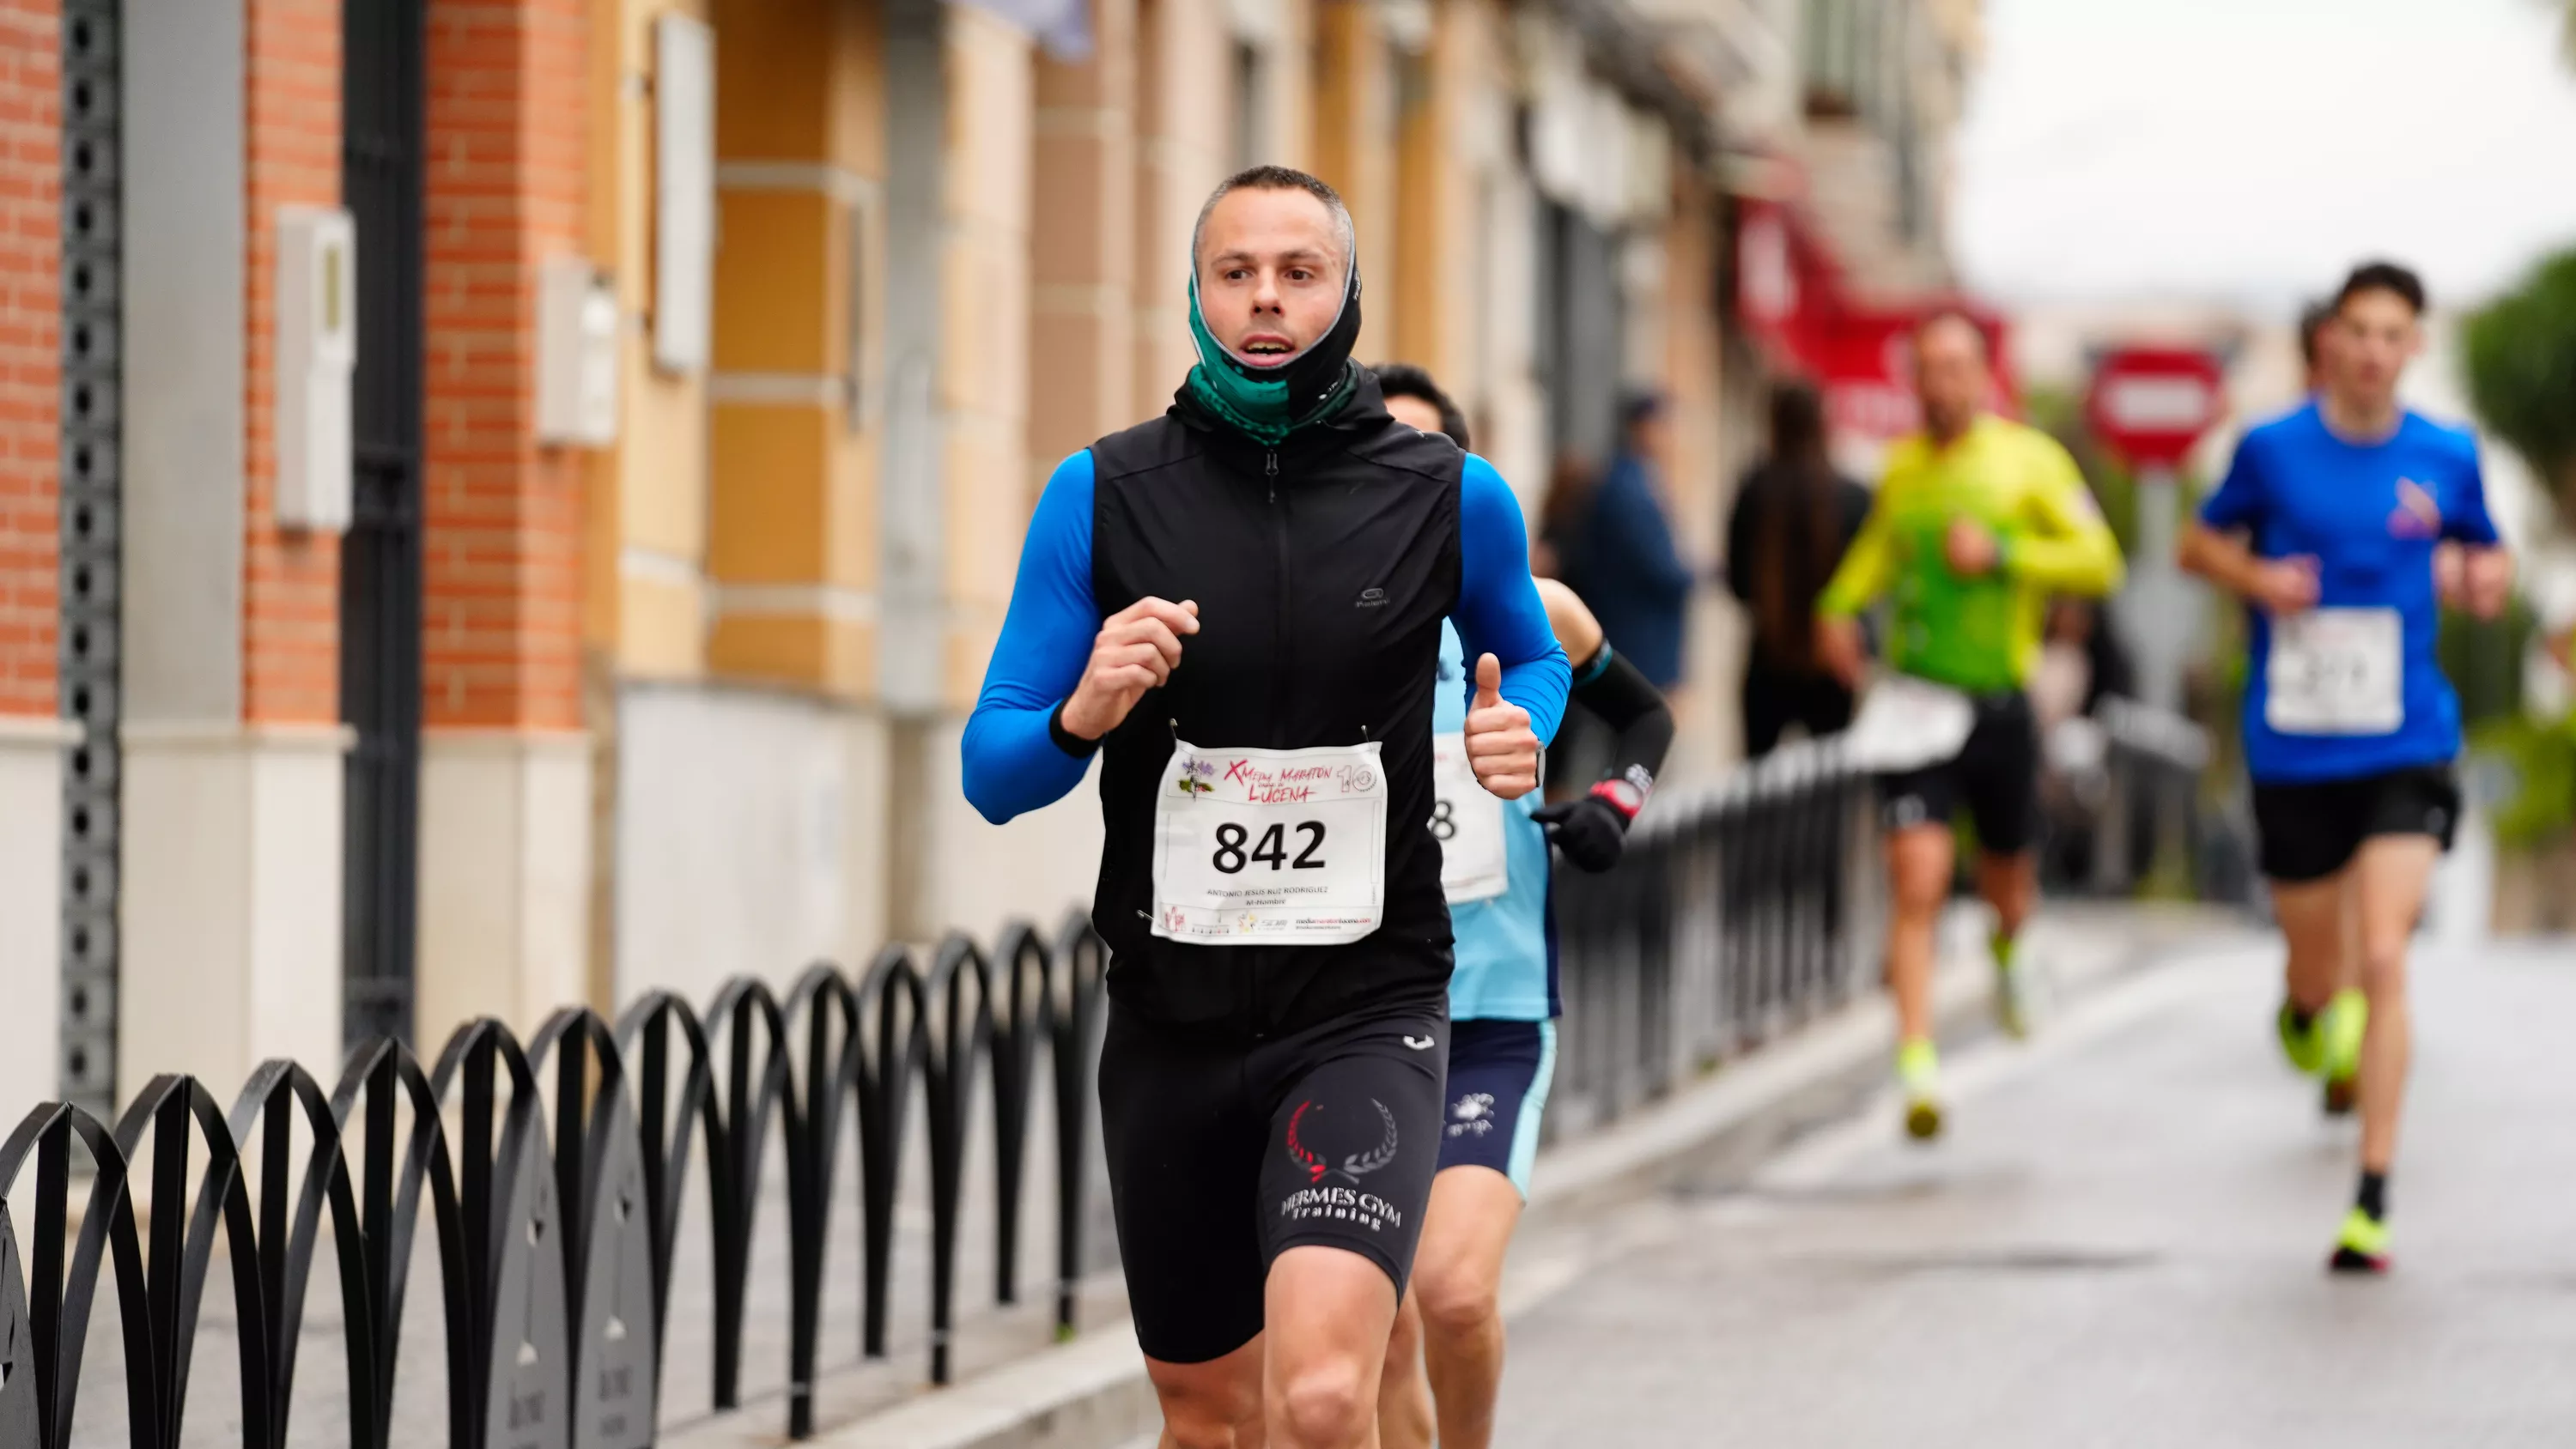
[1190,164,1358,278]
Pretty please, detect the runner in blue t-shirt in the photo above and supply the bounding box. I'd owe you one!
[2180,261,2512,1274]
[1368,366,1674,1449]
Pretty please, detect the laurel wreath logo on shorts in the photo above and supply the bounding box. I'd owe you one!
[1285,1099,1400,1184]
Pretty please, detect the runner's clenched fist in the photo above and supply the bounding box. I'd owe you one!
[1060,597,1200,741]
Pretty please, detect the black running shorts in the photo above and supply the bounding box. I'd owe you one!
[1874,689,2039,856]
[2251,764,2459,884]
[1099,997,1449,1365]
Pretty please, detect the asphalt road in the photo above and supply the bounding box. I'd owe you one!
[1492,934,2576,1448]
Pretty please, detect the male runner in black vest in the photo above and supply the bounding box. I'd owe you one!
[965,166,1569,1448]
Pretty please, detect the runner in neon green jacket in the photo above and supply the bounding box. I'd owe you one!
[1817,414,2124,694]
[1808,317,2125,1140]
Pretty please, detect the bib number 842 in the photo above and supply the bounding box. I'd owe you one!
[1212,822,1328,874]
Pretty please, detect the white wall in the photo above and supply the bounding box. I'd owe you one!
[415,731,592,1044]
[613,685,1105,1014]
[920,717,1102,944]
[0,724,71,1110]
[616,684,888,1008]
[118,725,345,1101]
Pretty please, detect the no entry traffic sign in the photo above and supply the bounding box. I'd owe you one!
[2085,346,2226,469]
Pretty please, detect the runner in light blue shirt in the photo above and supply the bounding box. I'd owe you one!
[1370,364,1674,1449]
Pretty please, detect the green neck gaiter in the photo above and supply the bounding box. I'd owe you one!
[1182,270,1364,446]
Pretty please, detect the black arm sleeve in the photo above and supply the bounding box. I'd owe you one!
[1570,643,1675,789]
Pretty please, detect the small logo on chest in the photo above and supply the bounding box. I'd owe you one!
[1356,587,1388,609]
[2388,478,2442,539]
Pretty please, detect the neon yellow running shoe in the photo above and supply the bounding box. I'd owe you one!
[2328,1205,2389,1274]
[1899,1039,1943,1141]
[2320,989,2366,1117]
[1992,931,2032,1040]
[2275,999,2326,1076]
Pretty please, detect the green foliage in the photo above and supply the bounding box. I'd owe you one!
[2437,596,2537,728]
[2463,247,2576,510]
[2468,712,2576,848]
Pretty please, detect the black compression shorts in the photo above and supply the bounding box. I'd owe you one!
[1874,689,2039,855]
[2251,764,2458,883]
[1099,997,1449,1365]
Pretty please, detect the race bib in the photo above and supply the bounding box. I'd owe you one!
[1152,740,1388,945]
[1843,673,1978,773]
[1431,731,1509,905]
[2268,608,2401,736]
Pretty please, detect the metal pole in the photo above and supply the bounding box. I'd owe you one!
[2129,464,2190,716]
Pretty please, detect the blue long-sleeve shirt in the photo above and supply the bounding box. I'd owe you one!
[964,450,1570,824]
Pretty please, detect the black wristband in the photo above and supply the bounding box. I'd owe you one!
[1048,700,1103,758]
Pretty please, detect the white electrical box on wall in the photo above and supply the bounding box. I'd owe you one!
[538,255,621,446]
[275,206,355,532]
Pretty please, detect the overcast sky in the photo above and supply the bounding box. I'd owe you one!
[1954,0,2576,316]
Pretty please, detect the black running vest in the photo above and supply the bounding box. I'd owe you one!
[1084,377,1466,1036]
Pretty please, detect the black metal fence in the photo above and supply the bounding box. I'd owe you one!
[1551,737,1880,1132]
[0,704,2219,1449]
[1549,700,2222,1131]
[0,919,1109,1449]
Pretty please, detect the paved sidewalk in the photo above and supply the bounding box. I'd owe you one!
[1492,935,2576,1447]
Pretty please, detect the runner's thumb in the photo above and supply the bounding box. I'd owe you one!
[1472,653,1504,710]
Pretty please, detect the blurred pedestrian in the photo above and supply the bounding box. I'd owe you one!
[2028,597,2135,730]
[2031,598,2140,890]
[2030,600,2093,736]
[1534,454,1595,585]
[1725,380,1871,755]
[2298,297,2334,393]
[1572,393,1693,691]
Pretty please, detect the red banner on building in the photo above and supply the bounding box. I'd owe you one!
[1735,198,2015,442]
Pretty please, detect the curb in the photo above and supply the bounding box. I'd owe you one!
[775,903,2250,1449]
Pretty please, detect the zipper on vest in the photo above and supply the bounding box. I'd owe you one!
[1258,446,1284,1034]
[1266,449,1286,745]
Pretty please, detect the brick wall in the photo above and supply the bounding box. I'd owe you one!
[423,0,586,731]
[242,0,343,724]
[0,0,59,720]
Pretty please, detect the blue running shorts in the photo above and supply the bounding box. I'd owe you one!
[1436,1019,1557,1197]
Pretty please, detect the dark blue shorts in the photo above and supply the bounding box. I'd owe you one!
[1436,1018,1558,1197]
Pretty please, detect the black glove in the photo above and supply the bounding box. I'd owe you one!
[1533,792,1631,873]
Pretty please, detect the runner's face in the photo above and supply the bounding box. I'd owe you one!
[1911,318,1990,438]
[1384,393,1446,438]
[2328,288,2420,410]
[1195,189,1348,367]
